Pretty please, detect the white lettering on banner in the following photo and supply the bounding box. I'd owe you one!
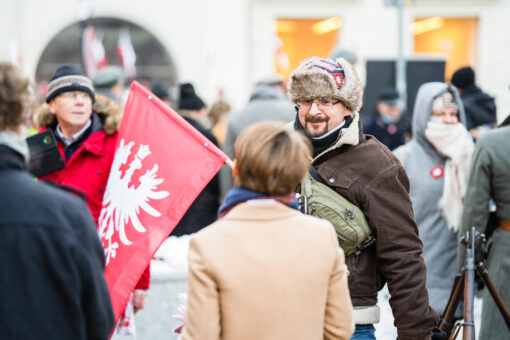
[98,139,170,265]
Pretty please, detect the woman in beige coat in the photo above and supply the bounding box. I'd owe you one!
[182,121,354,340]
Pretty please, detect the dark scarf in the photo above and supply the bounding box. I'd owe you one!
[294,113,353,157]
[218,186,299,218]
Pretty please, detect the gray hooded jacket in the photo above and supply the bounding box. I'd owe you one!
[393,82,467,315]
[220,85,295,199]
[223,84,295,159]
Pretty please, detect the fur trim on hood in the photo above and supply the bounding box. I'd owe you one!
[33,94,122,135]
[287,57,363,113]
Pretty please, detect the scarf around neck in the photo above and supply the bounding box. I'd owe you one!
[218,186,299,218]
[294,114,353,157]
[425,121,474,232]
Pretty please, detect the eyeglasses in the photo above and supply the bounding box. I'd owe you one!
[60,91,90,100]
[297,99,341,111]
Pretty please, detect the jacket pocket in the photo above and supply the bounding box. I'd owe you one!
[318,166,357,190]
[347,247,378,299]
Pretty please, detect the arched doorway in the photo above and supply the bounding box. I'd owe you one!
[35,17,177,90]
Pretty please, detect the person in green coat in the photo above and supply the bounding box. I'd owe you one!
[459,120,510,340]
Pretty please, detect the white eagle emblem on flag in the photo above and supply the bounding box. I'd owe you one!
[99,139,169,264]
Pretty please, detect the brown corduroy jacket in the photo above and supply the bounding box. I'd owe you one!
[310,114,439,340]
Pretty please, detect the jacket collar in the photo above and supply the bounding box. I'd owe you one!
[40,113,108,157]
[312,112,361,162]
[82,129,108,156]
[222,200,299,222]
[0,132,29,164]
[0,145,25,171]
[80,113,110,156]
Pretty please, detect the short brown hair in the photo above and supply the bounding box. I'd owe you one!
[234,121,311,195]
[0,63,32,130]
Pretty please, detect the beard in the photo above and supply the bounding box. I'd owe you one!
[304,115,329,137]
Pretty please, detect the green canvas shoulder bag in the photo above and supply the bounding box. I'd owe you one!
[299,167,375,256]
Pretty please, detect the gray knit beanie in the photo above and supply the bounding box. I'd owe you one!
[46,64,95,103]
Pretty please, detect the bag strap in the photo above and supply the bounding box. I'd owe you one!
[303,165,326,196]
[302,170,313,199]
[309,165,327,185]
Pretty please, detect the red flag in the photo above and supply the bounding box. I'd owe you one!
[98,81,227,326]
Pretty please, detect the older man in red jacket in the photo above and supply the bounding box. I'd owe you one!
[36,64,150,312]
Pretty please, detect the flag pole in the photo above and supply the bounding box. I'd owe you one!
[225,157,234,169]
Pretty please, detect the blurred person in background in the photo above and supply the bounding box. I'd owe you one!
[394,83,474,320]
[0,62,114,339]
[288,57,441,340]
[330,47,358,66]
[222,75,294,159]
[178,82,212,128]
[92,65,125,104]
[151,80,173,108]
[170,83,220,236]
[33,64,150,312]
[451,66,497,140]
[221,75,294,199]
[363,87,411,150]
[208,89,231,146]
[330,47,366,91]
[459,114,510,340]
[183,121,354,340]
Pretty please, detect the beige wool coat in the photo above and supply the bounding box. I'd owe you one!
[182,200,354,340]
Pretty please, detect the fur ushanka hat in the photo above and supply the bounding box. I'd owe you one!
[287,57,363,113]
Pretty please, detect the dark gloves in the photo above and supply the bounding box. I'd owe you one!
[431,327,447,340]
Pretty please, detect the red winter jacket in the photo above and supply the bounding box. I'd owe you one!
[37,95,150,290]
[39,126,116,222]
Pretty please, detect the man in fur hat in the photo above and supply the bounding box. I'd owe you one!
[35,64,150,313]
[288,57,441,340]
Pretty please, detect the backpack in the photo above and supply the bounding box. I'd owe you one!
[299,167,375,256]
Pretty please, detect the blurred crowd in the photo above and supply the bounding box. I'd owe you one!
[1,42,509,340]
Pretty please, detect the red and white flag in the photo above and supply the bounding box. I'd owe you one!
[82,26,108,76]
[98,81,228,325]
[116,29,137,79]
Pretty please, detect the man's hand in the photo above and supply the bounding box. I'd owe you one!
[133,289,147,313]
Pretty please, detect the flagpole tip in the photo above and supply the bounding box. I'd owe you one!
[225,158,234,169]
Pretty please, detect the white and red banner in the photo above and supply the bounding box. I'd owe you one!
[98,81,227,325]
[82,25,108,76]
[116,29,137,79]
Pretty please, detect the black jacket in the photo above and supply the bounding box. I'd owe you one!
[0,146,114,340]
[171,117,221,236]
[363,114,411,151]
[461,84,497,130]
